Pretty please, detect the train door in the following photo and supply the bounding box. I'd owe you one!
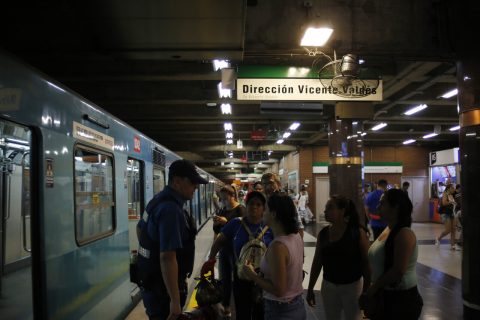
[0,119,33,319]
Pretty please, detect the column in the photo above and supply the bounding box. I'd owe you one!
[328,116,366,227]
[458,58,480,319]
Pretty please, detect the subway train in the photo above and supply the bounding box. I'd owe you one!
[0,50,222,319]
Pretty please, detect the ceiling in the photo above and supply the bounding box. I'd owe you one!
[1,0,464,180]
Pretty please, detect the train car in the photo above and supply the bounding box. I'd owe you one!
[0,50,221,319]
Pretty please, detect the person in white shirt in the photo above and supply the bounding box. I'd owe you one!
[297,185,312,224]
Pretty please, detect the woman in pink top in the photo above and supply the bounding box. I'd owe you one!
[242,194,306,320]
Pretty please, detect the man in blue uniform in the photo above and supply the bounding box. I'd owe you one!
[137,159,208,320]
[365,179,388,240]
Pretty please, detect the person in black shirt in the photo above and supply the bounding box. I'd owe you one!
[212,185,246,318]
[307,195,371,320]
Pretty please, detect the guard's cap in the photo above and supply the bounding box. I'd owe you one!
[169,159,208,184]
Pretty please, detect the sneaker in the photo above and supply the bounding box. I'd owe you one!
[435,238,440,246]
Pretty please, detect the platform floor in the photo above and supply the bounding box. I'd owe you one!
[126,220,462,320]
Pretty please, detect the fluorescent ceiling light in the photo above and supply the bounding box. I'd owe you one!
[212,59,230,71]
[224,122,232,131]
[226,132,233,139]
[276,139,284,144]
[226,139,233,144]
[221,103,232,114]
[217,82,232,98]
[289,122,301,130]
[441,88,458,99]
[283,132,291,138]
[371,123,387,131]
[300,27,333,47]
[449,125,460,131]
[361,132,367,136]
[404,104,428,115]
[423,133,438,139]
[403,139,416,145]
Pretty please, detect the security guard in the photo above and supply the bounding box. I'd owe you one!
[137,159,208,320]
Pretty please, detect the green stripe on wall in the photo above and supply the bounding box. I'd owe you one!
[313,162,329,166]
[237,66,317,79]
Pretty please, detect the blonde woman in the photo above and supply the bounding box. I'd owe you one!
[435,183,459,250]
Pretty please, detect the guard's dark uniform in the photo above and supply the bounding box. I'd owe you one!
[137,186,196,319]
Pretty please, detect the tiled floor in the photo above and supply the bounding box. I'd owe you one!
[126,220,463,319]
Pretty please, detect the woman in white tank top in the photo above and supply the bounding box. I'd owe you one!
[361,189,423,319]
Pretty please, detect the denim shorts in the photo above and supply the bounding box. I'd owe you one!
[264,295,306,320]
[441,212,453,222]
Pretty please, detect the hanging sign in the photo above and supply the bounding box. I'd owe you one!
[237,78,382,101]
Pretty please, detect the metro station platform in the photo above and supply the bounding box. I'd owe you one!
[126,220,462,320]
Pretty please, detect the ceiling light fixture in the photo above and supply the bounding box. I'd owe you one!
[221,103,232,114]
[276,139,284,144]
[441,88,458,99]
[404,104,428,115]
[283,132,291,138]
[226,132,233,139]
[226,139,233,144]
[289,122,301,130]
[371,123,387,131]
[224,122,232,131]
[403,139,416,145]
[300,27,333,47]
[449,125,460,131]
[212,59,230,71]
[217,82,232,98]
[423,133,438,139]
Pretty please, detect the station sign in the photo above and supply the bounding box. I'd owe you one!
[237,78,382,101]
[237,66,382,101]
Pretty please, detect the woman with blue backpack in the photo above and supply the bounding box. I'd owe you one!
[202,191,273,320]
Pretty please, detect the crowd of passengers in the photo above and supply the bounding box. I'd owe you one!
[201,173,423,320]
[135,160,424,320]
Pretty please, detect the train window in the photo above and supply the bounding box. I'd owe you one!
[153,165,165,195]
[126,158,144,219]
[74,146,115,245]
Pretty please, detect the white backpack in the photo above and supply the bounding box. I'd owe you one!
[236,219,269,281]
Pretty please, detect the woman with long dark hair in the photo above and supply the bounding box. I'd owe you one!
[306,195,371,319]
[242,194,305,320]
[363,188,423,319]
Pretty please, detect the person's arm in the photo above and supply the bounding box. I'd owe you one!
[201,233,228,277]
[242,241,289,296]
[160,251,181,319]
[208,233,227,260]
[306,231,323,306]
[366,228,416,297]
[358,228,372,293]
